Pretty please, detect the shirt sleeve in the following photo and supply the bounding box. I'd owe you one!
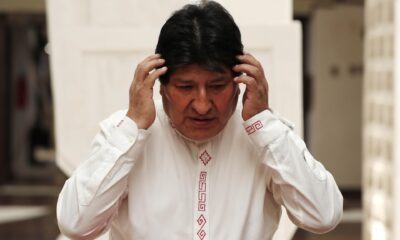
[243,110,343,234]
[57,110,148,240]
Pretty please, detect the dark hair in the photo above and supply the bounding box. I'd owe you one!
[155,1,243,84]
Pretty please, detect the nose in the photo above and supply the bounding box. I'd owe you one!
[192,88,212,115]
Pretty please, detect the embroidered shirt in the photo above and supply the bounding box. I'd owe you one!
[57,103,343,240]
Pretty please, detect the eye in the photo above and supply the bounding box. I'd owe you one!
[176,85,193,90]
[209,83,227,90]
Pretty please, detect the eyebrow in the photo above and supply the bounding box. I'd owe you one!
[172,78,194,84]
[172,76,230,84]
[209,77,231,83]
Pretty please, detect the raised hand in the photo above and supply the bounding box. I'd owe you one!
[233,53,269,121]
[126,54,167,129]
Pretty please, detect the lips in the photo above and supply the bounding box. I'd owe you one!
[188,117,216,127]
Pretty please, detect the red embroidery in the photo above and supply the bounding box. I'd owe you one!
[246,120,263,135]
[254,120,263,130]
[198,171,207,211]
[196,171,208,239]
[197,214,207,240]
[245,125,255,134]
[199,150,212,166]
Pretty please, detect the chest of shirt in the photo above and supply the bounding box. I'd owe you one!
[124,118,272,239]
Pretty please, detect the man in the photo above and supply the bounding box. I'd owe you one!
[57,2,343,240]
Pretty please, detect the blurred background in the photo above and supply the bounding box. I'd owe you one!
[0,0,395,239]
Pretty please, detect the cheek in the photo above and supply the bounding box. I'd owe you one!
[166,91,191,113]
[215,88,237,113]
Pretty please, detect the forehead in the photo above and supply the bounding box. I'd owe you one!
[169,64,233,82]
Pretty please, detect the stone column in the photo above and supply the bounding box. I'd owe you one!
[363,0,399,239]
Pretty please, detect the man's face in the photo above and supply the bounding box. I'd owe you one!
[160,64,239,141]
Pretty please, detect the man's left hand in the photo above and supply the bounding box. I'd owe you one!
[233,53,269,121]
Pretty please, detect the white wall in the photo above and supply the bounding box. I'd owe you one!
[47,1,301,239]
[46,0,301,178]
[216,0,292,25]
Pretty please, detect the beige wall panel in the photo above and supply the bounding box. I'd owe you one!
[310,5,363,188]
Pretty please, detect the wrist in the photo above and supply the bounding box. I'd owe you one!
[126,111,148,129]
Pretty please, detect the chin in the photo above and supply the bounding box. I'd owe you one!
[182,130,219,142]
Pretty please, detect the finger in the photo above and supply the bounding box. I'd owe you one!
[236,53,262,68]
[144,53,161,61]
[233,75,258,92]
[232,63,263,79]
[136,58,165,82]
[144,66,168,88]
[136,54,162,74]
[138,57,164,74]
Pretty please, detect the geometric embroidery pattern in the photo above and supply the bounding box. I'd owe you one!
[199,150,212,166]
[198,171,207,211]
[197,214,207,240]
[245,120,263,135]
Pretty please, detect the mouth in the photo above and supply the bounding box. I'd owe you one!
[188,117,216,127]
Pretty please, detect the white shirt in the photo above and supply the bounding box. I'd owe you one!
[57,103,343,240]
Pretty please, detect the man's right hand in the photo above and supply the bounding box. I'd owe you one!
[126,54,167,129]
